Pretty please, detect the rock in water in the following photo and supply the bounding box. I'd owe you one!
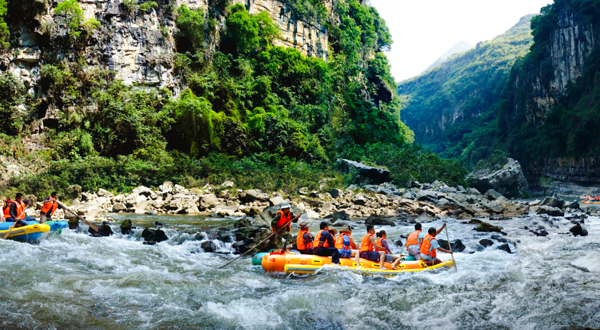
[336,159,390,184]
[497,243,512,254]
[491,234,507,243]
[469,219,505,234]
[439,239,466,252]
[531,226,548,237]
[201,241,217,253]
[467,158,529,198]
[394,239,403,247]
[541,197,565,209]
[569,223,589,237]
[325,211,350,221]
[365,214,396,226]
[479,239,494,248]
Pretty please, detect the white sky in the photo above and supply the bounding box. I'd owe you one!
[368,0,553,82]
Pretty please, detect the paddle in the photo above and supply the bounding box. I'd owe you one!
[444,222,458,270]
[218,214,300,269]
[56,201,99,231]
[2,226,13,239]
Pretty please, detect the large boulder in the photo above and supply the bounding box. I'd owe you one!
[337,159,390,184]
[365,214,395,226]
[200,194,219,210]
[240,190,270,203]
[467,158,529,198]
[541,197,565,209]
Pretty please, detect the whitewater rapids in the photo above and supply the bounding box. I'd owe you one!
[0,214,598,329]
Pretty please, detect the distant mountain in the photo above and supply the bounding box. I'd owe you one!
[398,15,535,165]
[421,41,473,74]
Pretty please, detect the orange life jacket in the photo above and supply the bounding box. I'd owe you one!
[2,201,10,218]
[5,200,26,220]
[360,234,374,253]
[335,233,351,250]
[273,210,292,232]
[296,228,313,250]
[420,234,437,258]
[406,230,421,251]
[41,197,59,216]
[313,230,330,248]
[375,237,386,251]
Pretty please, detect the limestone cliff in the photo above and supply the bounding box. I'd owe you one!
[3,0,331,96]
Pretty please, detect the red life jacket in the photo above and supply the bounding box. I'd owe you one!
[406,230,421,251]
[273,210,292,232]
[360,234,374,253]
[420,234,437,258]
[41,197,59,216]
[296,228,313,250]
[313,230,330,248]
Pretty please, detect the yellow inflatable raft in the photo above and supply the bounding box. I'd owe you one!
[261,252,454,276]
[0,222,50,242]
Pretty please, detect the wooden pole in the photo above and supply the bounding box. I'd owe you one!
[444,223,458,270]
[57,201,99,231]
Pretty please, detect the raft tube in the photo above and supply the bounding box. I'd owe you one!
[45,220,69,232]
[0,221,50,242]
[261,252,454,276]
[581,200,600,204]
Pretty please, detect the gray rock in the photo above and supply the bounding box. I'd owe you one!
[200,194,219,209]
[537,205,564,217]
[484,201,503,214]
[201,241,217,253]
[416,190,438,203]
[541,197,565,209]
[132,186,154,198]
[569,222,588,237]
[337,159,390,184]
[403,191,416,200]
[467,158,529,198]
[112,203,127,213]
[438,239,466,252]
[491,234,507,243]
[497,243,512,253]
[568,201,580,209]
[325,211,350,220]
[479,239,494,247]
[467,187,481,195]
[298,187,309,195]
[484,189,504,200]
[308,191,320,198]
[158,181,174,194]
[240,190,270,203]
[269,195,284,207]
[457,185,466,192]
[365,214,395,226]
[352,194,368,206]
[328,188,342,198]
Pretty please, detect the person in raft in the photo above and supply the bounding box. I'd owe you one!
[313,222,340,264]
[375,230,402,267]
[335,226,358,259]
[296,222,314,255]
[40,192,63,223]
[406,223,424,260]
[271,203,301,252]
[420,226,452,266]
[356,225,391,269]
[3,193,34,227]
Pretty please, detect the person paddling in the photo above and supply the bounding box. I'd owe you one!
[296,222,314,255]
[271,203,301,252]
[40,192,63,223]
[420,226,453,266]
[357,225,390,269]
[313,222,340,264]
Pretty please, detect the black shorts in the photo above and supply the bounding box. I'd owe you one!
[360,251,381,262]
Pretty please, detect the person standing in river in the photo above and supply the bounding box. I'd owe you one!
[271,203,301,252]
[420,226,453,266]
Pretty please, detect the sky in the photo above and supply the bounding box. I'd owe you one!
[368,0,553,82]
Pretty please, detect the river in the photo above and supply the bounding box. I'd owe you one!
[0,213,598,329]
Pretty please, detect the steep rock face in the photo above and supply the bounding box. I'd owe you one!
[4,0,331,95]
[516,8,600,124]
[529,157,600,183]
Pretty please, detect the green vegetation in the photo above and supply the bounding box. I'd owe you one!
[0,0,9,49]
[53,0,100,43]
[399,15,534,167]
[1,0,468,199]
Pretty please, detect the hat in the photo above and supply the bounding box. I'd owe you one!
[329,228,338,235]
[339,226,353,233]
[299,221,308,228]
[280,203,291,209]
